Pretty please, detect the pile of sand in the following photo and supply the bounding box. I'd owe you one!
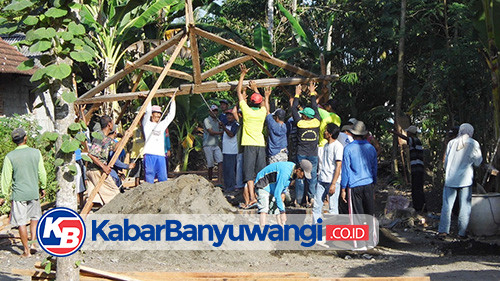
[97,175,235,214]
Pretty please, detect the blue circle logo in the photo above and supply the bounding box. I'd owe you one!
[36,207,86,257]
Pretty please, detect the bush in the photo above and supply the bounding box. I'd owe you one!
[0,115,57,215]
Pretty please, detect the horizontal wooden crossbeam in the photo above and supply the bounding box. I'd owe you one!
[137,64,193,81]
[75,75,338,104]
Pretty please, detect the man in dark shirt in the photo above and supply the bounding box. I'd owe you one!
[292,82,321,207]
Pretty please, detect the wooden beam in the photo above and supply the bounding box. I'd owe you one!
[138,64,193,81]
[80,266,141,281]
[80,34,189,218]
[193,27,318,78]
[75,76,338,104]
[83,103,102,125]
[201,55,253,80]
[78,30,185,100]
[189,25,202,84]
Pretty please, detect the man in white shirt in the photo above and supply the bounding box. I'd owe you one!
[313,123,343,223]
[438,123,482,239]
[142,98,176,183]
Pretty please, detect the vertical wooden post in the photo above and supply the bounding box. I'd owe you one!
[80,33,189,218]
[186,0,202,84]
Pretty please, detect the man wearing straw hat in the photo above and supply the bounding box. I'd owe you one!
[142,97,176,183]
[340,121,378,215]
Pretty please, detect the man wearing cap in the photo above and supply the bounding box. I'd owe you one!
[340,121,378,215]
[292,82,321,207]
[220,108,240,191]
[203,105,224,185]
[337,124,354,147]
[348,118,381,155]
[264,86,288,163]
[218,99,230,125]
[0,128,46,257]
[237,64,269,208]
[255,160,312,226]
[392,125,426,212]
[143,97,176,183]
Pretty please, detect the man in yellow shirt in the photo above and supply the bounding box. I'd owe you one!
[237,64,269,208]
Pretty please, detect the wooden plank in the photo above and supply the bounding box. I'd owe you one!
[189,26,202,84]
[193,27,319,78]
[80,34,189,218]
[80,265,141,281]
[138,64,193,81]
[78,30,185,100]
[75,76,338,104]
[201,55,253,80]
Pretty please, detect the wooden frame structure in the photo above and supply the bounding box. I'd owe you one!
[79,0,338,218]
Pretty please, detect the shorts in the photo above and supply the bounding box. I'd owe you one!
[268,148,288,164]
[203,146,223,168]
[129,158,144,179]
[11,199,42,226]
[243,146,266,182]
[257,188,280,215]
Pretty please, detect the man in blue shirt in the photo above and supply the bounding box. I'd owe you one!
[266,109,288,163]
[340,121,378,215]
[255,160,312,226]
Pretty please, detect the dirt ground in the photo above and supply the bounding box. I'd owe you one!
[1,175,500,281]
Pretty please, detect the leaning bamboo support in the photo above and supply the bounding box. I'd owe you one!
[80,34,189,218]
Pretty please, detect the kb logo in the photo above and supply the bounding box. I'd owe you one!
[37,207,86,257]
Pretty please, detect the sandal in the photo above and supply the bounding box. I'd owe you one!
[437,233,447,240]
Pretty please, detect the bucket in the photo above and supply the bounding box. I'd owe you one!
[468,193,500,236]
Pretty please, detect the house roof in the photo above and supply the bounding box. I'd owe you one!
[0,37,36,75]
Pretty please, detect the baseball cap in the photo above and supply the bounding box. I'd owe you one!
[220,99,229,105]
[210,104,219,111]
[151,105,162,113]
[250,93,263,104]
[298,107,315,118]
[11,128,26,142]
[273,109,286,121]
[299,159,313,179]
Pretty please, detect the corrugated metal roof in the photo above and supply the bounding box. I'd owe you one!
[0,37,36,75]
[1,34,44,69]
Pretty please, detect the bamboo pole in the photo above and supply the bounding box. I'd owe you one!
[75,76,338,104]
[137,65,193,81]
[201,56,253,80]
[80,34,189,218]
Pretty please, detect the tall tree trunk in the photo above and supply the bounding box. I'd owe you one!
[267,0,274,49]
[393,0,407,176]
[53,78,80,281]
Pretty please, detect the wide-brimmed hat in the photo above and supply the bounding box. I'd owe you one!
[349,121,368,136]
[299,159,313,179]
[151,105,162,113]
[405,125,418,134]
[348,118,358,125]
[299,107,315,118]
[341,124,353,132]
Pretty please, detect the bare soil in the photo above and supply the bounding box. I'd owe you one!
[1,175,500,281]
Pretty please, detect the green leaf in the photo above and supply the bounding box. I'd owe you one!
[58,31,74,42]
[75,260,82,267]
[60,139,80,153]
[277,3,316,50]
[70,50,93,62]
[68,164,77,175]
[68,22,86,35]
[54,158,64,167]
[69,2,82,10]
[79,120,87,130]
[44,261,52,274]
[17,59,35,71]
[62,91,77,103]
[29,40,52,53]
[45,7,68,18]
[4,0,34,11]
[34,27,56,39]
[68,123,82,131]
[127,0,173,29]
[30,68,46,82]
[23,15,38,26]
[70,38,85,47]
[81,154,92,162]
[45,64,72,80]
[91,131,103,140]
[253,24,272,55]
[75,133,87,142]
[42,131,59,141]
